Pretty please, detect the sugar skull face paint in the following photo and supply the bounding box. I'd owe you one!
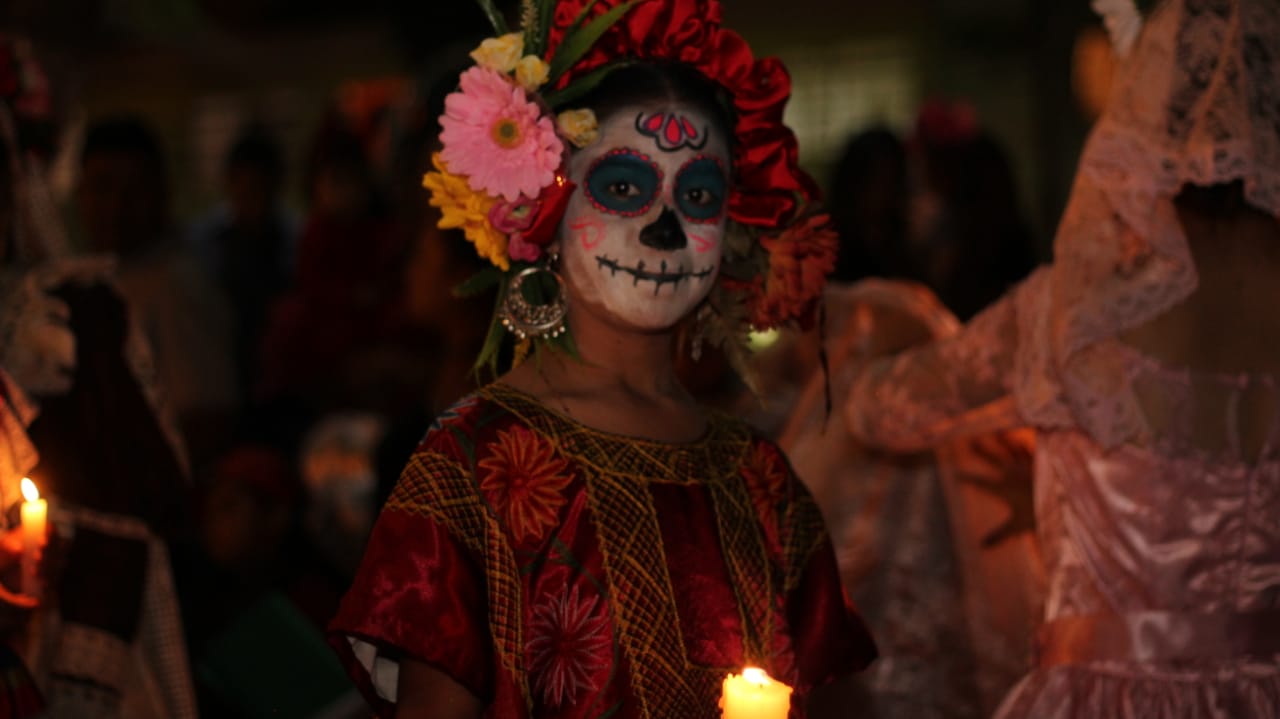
[559,103,731,331]
[635,110,708,152]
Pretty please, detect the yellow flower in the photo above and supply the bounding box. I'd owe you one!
[514,55,550,91]
[470,33,524,74]
[423,154,509,270]
[556,108,599,148]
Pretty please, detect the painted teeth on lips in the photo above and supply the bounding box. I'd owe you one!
[594,255,714,294]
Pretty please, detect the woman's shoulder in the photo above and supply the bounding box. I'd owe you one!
[410,387,531,459]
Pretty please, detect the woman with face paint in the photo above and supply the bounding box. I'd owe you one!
[328,2,876,718]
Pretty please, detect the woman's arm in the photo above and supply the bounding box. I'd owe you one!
[395,659,483,719]
[845,273,1042,452]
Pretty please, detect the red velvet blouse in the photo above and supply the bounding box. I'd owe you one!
[329,384,875,718]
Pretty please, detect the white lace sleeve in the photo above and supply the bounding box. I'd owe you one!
[845,272,1050,451]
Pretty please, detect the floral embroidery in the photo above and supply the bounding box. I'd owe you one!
[478,425,573,544]
[527,586,612,708]
[741,442,788,525]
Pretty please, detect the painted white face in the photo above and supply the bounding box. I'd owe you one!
[557,102,730,332]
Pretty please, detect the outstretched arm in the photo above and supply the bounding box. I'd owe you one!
[846,271,1046,452]
[395,659,483,719]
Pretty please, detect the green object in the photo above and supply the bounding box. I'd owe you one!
[197,593,354,719]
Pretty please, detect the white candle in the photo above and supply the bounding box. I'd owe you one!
[720,666,793,719]
[19,478,46,597]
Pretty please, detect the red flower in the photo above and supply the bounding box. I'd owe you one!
[478,426,573,545]
[527,586,612,708]
[750,213,838,330]
[523,173,577,248]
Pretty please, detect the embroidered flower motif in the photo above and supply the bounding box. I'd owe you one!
[422,153,509,270]
[440,66,564,203]
[556,108,599,148]
[515,55,551,92]
[740,442,788,523]
[470,33,525,73]
[751,213,838,330]
[528,586,612,708]
[478,425,573,544]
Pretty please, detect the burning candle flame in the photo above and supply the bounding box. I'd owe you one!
[20,478,39,502]
[741,667,770,686]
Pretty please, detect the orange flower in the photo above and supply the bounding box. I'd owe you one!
[750,213,838,330]
[479,426,573,545]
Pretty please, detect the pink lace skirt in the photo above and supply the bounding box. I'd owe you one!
[995,663,1280,719]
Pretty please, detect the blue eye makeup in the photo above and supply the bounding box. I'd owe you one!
[675,156,727,223]
[585,148,663,217]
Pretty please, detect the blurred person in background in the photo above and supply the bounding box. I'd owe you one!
[827,127,913,284]
[188,124,298,411]
[739,105,1046,718]
[0,33,73,719]
[849,0,1280,715]
[0,39,197,719]
[174,444,353,718]
[75,115,237,466]
[904,101,1039,320]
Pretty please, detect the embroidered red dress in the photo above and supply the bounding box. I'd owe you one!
[329,383,875,718]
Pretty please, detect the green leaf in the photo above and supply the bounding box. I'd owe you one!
[543,60,632,109]
[453,267,504,298]
[472,288,508,380]
[474,0,509,36]
[536,0,557,58]
[546,0,644,86]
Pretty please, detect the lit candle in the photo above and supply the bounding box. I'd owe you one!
[19,478,46,597]
[720,667,793,719]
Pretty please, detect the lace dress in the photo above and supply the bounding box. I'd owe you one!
[849,269,1280,719]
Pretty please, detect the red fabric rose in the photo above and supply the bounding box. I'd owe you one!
[523,174,577,248]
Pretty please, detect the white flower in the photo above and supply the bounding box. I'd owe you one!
[1091,0,1143,57]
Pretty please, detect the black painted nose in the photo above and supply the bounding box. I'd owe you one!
[639,208,687,251]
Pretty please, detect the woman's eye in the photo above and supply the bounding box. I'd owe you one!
[685,188,713,206]
[609,181,639,198]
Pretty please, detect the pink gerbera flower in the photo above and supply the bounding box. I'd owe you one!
[441,66,564,202]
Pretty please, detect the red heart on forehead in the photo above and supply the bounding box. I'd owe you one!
[664,116,682,145]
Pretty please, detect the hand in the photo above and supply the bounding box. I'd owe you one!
[952,431,1036,548]
[0,256,116,397]
[0,526,39,612]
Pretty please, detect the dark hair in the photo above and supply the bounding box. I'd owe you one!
[226,125,285,179]
[827,127,910,281]
[566,62,737,146]
[1175,180,1249,217]
[80,116,166,172]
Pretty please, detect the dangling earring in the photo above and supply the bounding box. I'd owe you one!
[500,252,568,340]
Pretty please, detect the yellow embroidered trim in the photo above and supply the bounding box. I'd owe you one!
[385,450,532,708]
[481,384,780,718]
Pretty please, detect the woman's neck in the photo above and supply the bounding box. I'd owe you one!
[535,304,685,400]
[498,303,707,442]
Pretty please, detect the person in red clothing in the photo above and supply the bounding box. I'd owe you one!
[328,2,877,717]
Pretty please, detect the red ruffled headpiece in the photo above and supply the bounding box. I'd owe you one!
[544,0,820,231]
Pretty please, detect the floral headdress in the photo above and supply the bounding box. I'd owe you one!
[426,0,837,374]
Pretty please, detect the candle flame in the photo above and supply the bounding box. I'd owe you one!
[20,478,39,502]
[742,667,770,686]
